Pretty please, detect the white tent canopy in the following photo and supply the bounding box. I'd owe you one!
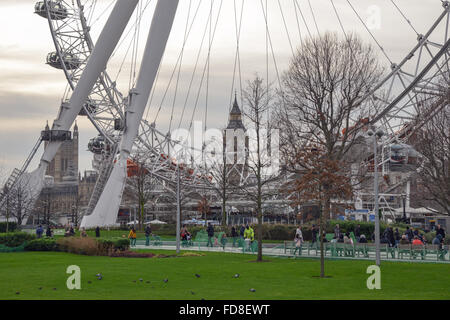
[146,219,167,224]
[394,207,439,214]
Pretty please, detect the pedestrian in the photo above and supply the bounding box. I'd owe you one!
[69,226,75,236]
[432,234,443,249]
[311,224,318,244]
[436,224,446,239]
[128,227,137,247]
[231,225,238,247]
[46,226,53,238]
[95,226,100,238]
[243,225,254,250]
[36,225,44,239]
[387,227,395,247]
[359,234,368,243]
[399,234,409,245]
[206,223,214,247]
[80,228,87,238]
[239,224,245,240]
[334,224,341,239]
[412,236,423,245]
[145,224,152,246]
[394,228,400,247]
[354,224,361,243]
[405,226,414,242]
[344,232,353,245]
[293,225,303,256]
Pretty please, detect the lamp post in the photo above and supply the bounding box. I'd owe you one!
[367,128,384,266]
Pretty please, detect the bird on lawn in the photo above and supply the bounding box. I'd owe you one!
[233,273,240,278]
[139,278,143,282]
[163,278,168,283]
[249,288,256,292]
[195,274,201,278]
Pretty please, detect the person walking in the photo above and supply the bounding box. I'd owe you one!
[145,225,152,246]
[45,226,53,238]
[239,224,245,240]
[231,225,238,247]
[80,228,87,238]
[293,226,303,256]
[354,224,361,243]
[243,225,254,250]
[206,223,214,247]
[36,225,44,239]
[311,224,318,244]
[128,227,137,247]
[436,224,446,240]
[394,228,401,247]
[95,226,100,238]
[334,224,341,239]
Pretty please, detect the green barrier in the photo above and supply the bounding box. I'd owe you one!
[0,242,27,253]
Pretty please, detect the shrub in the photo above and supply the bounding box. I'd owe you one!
[57,237,101,256]
[0,232,36,247]
[25,238,59,251]
[0,222,18,233]
[56,237,130,256]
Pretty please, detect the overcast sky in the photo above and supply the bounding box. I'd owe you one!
[0,0,446,179]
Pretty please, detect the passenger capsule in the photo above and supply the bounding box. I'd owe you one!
[46,52,81,70]
[34,1,68,20]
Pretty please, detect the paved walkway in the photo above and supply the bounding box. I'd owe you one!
[131,241,450,264]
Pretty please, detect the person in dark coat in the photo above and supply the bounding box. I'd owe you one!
[394,228,400,247]
[436,225,446,239]
[334,224,341,239]
[311,224,318,244]
[239,224,245,239]
[359,234,368,243]
[145,225,152,246]
[386,227,395,247]
[46,226,52,238]
[231,226,238,247]
[354,224,361,243]
[405,226,414,242]
[206,223,214,247]
[95,226,100,238]
[36,225,44,239]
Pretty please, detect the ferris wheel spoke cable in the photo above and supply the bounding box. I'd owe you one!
[346,0,393,65]
[292,0,303,41]
[173,1,216,131]
[229,0,245,112]
[169,0,194,133]
[152,0,205,125]
[187,0,224,134]
[293,0,313,40]
[390,0,420,36]
[307,0,320,36]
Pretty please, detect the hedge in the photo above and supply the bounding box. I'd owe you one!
[0,222,18,233]
[0,232,36,247]
[25,238,59,251]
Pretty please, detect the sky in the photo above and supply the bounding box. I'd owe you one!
[0,0,446,180]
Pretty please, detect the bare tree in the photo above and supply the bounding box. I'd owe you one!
[277,32,383,276]
[126,152,156,231]
[412,106,450,214]
[9,183,35,227]
[238,75,279,262]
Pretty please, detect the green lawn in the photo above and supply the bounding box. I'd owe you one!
[0,251,448,300]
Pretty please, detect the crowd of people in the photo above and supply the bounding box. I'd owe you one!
[304,223,446,249]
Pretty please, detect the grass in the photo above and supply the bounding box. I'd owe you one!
[0,250,449,300]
